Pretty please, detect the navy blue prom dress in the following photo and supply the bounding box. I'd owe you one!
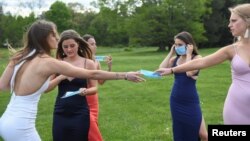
[170,56,202,141]
[53,78,90,141]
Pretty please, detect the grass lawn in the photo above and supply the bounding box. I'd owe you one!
[0,47,231,141]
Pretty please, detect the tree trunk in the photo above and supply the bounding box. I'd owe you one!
[157,45,166,52]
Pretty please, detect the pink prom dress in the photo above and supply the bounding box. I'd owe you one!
[223,46,250,124]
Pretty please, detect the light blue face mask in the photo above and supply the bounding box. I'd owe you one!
[175,45,186,55]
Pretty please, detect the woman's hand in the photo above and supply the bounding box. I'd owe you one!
[57,75,67,81]
[105,55,112,71]
[126,72,146,82]
[79,88,87,96]
[186,44,193,55]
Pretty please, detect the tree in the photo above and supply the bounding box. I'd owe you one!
[0,13,36,48]
[67,2,97,36]
[127,0,210,51]
[87,4,129,46]
[44,1,72,33]
[203,0,249,47]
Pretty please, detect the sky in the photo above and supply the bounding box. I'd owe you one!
[1,0,97,17]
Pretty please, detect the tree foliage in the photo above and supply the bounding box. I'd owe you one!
[1,0,249,50]
[44,1,72,33]
[126,0,210,50]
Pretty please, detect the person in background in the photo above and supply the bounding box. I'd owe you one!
[156,3,250,124]
[83,34,112,84]
[82,34,112,141]
[0,20,145,141]
[158,31,207,141]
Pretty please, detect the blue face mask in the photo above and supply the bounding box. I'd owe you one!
[175,45,186,55]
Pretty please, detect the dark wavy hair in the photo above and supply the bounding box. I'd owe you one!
[57,29,92,59]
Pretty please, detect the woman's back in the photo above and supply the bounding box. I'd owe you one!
[12,54,53,96]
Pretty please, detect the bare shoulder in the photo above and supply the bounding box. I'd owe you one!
[40,56,59,66]
[85,59,95,70]
[85,58,95,64]
[96,61,101,70]
[38,57,65,75]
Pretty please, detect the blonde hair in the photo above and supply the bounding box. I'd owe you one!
[229,3,250,26]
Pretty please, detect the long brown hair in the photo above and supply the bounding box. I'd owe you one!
[11,20,57,64]
[57,29,92,60]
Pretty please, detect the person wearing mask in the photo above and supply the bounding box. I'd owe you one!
[158,31,207,141]
[156,3,250,124]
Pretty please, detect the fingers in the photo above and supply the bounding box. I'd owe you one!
[126,72,146,82]
[58,75,67,80]
[171,44,175,48]
[187,44,194,49]
[106,56,112,61]
[79,88,87,96]
[129,76,146,82]
[105,56,112,64]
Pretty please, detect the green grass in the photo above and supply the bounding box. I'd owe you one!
[0,47,230,141]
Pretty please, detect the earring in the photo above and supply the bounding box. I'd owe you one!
[237,36,241,41]
[244,28,250,38]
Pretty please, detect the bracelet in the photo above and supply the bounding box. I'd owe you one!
[125,73,128,80]
[171,68,174,74]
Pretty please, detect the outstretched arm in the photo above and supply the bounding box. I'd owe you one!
[46,58,145,82]
[0,62,14,91]
[156,46,232,75]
